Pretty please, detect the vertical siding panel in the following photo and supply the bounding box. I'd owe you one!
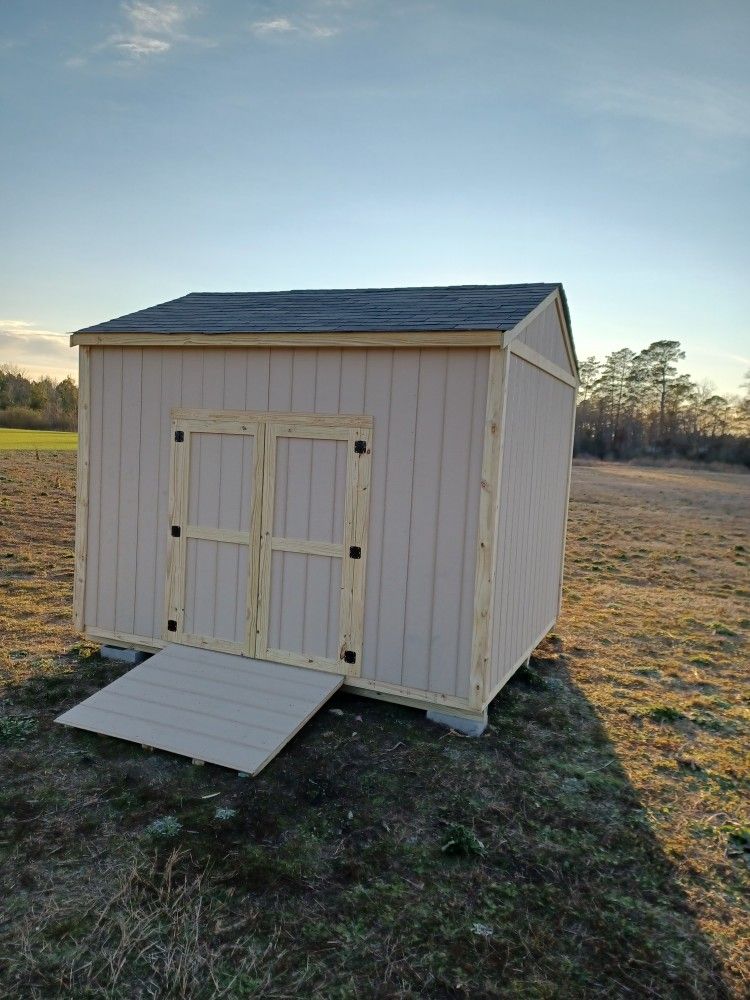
[222,350,249,644]
[180,350,205,406]
[133,350,162,636]
[197,353,224,638]
[180,351,205,630]
[214,432,248,642]
[430,349,477,697]
[314,349,342,415]
[402,350,447,691]
[115,351,142,634]
[375,350,419,687]
[289,352,318,651]
[223,350,248,410]
[362,350,393,677]
[153,350,183,637]
[245,349,270,409]
[338,351,367,415]
[268,349,293,411]
[84,349,104,626]
[193,434,221,639]
[490,357,574,693]
[96,349,123,630]
[202,352,226,636]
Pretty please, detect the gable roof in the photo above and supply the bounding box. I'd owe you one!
[73,283,569,336]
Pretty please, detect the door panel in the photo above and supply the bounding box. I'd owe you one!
[188,433,254,532]
[183,538,249,646]
[267,551,341,661]
[165,417,263,653]
[273,438,348,544]
[256,419,371,676]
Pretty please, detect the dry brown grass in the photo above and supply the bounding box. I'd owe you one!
[561,463,750,989]
[0,451,748,998]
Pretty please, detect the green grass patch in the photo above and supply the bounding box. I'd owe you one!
[0,428,77,451]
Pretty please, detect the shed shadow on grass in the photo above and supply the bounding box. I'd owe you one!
[0,639,735,998]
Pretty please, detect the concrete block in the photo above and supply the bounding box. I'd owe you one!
[100,645,149,666]
[426,709,488,737]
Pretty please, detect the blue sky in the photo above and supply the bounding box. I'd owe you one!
[1,1,748,391]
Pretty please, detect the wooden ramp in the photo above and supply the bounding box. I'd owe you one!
[55,644,343,775]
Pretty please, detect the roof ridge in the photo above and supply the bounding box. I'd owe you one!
[183,282,560,296]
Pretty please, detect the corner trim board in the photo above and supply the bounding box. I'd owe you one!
[469,345,511,709]
[73,346,90,630]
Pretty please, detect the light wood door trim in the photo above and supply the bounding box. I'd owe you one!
[270,537,344,558]
[172,408,373,430]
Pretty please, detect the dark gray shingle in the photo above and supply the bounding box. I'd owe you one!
[73,283,570,336]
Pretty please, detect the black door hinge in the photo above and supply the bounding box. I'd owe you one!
[349,545,361,559]
[174,430,184,442]
[354,440,367,454]
[343,650,356,664]
[167,619,177,632]
[171,525,181,537]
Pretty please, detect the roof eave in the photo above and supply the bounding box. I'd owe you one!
[70,328,507,348]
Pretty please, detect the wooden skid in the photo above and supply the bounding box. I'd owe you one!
[55,644,343,776]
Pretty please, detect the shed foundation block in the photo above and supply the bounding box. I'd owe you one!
[426,709,488,737]
[100,645,149,665]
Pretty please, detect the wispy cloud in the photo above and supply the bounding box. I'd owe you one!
[251,17,296,36]
[68,1,211,66]
[105,1,200,59]
[0,321,76,380]
[570,71,750,140]
[250,13,340,40]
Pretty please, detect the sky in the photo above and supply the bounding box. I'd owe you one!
[1,0,748,391]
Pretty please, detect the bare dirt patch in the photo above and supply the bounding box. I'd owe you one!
[1,453,748,998]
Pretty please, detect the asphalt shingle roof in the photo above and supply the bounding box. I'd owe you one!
[73,283,569,336]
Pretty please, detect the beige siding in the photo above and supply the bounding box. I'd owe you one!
[84,346,488,700]
[516,298,574,374]
[489,354,576,694]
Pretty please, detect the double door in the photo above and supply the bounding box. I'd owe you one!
[164,409,371,677]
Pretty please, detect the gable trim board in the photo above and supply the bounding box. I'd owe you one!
[500,288,577,377]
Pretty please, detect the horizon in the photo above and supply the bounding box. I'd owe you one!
[1,1,748,393]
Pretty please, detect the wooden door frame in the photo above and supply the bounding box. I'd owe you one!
[163,413,264,653]
[165,408,372,677]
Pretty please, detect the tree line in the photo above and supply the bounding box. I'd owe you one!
[0,365,78,431]
[575,340,750,466]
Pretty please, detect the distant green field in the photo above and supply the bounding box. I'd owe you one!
[0,428,78,451]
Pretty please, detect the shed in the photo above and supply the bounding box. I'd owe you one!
[58,283,578,772]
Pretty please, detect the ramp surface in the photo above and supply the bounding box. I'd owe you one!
[55,644,343,775]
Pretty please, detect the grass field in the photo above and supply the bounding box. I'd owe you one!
[0,452,747,998]
[0,427,78,451]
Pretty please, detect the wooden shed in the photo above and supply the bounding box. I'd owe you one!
[58,283,578,773]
